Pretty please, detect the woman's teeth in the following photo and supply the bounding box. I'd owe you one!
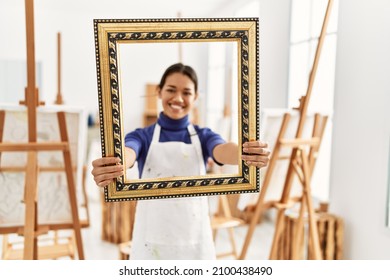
[170,104,183,110]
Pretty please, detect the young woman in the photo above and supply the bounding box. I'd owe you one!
[91,63,270,260]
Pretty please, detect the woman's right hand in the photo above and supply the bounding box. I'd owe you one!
[91,157,124,187]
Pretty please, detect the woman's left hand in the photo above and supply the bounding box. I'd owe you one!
[241,141,270,168]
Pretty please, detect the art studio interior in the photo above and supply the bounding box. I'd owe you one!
[0,0,389,260]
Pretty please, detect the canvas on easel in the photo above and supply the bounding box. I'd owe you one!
[0,104,89,259]
[0,104,87,226]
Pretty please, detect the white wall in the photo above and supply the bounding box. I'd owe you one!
[258,0,290,109]
[0,0,291,134]
[119,42,208,133]
[187,0,291,110]
[0,0,234,118]
[330,0,390,259]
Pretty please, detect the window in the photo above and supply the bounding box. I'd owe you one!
[288,0,339,201]
[288,0,339,112]
[206,0,260,141]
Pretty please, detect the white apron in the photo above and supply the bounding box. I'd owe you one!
[130,124,216,260]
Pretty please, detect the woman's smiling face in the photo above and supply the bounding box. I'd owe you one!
[158,72,198,120]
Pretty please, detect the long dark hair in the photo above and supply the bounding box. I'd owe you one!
[158,63,198,92]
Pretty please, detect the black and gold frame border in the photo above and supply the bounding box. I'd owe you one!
[94,18,260,201]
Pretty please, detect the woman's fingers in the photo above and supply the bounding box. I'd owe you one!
[91,157,123,187]
[243,141,268,148]
[242,154,269,162]
[91,164,123,176]
[243,147,271,155]
[93,167,124,180]
[242,141,270,167]
[97,179,114,188]
[92,157,120,168]
[242,141,270,155]
[241,154,269,161]
[244,161,268,167]
[93,168,124,187]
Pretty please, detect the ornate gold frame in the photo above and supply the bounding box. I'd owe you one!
[94,18,259,201]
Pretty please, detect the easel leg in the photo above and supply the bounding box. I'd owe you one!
[57,112,85,259]
[300,150,322,260]
[23,151,39,259]
[238,200,263,259]
[269,209,286,259]
[291,196,306,259]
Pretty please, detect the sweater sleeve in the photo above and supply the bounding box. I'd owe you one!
[196,126,226,165]
[126,122,157,154]
[124,128,146,159]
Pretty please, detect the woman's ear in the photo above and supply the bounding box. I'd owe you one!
[194,92,199,101]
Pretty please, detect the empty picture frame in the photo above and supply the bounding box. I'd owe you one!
[94,18,259,201]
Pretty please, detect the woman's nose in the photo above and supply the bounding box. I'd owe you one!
[172,93,184,102]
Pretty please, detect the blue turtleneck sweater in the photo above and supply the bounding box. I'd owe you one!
[125,112,225,177]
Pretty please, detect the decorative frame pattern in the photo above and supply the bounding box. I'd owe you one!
[94,18,259,201]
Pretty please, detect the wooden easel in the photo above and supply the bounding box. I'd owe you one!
[269,113,328,260]
[238,0,334,260]
[55,32,64,105]
[0,0,84,259]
